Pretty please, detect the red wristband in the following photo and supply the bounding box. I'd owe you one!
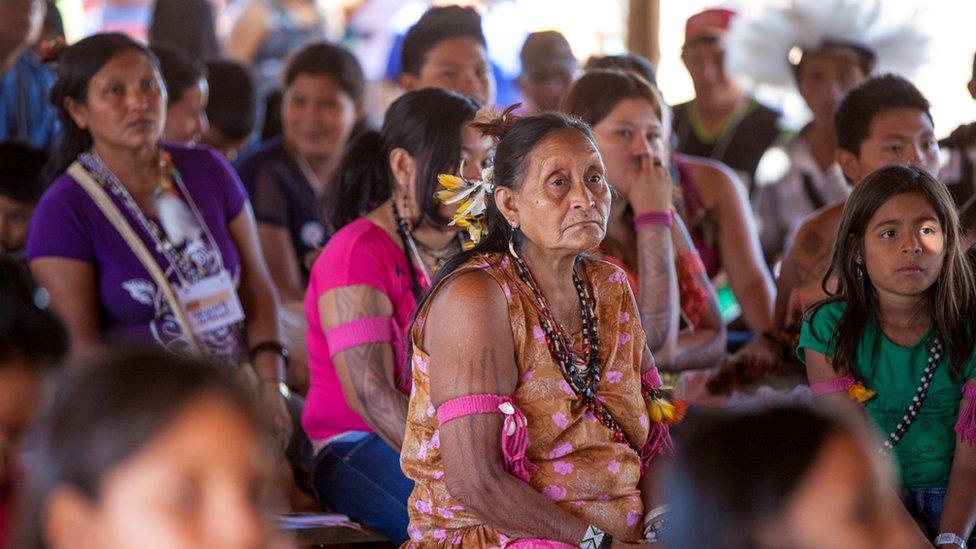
[634,210,674,229]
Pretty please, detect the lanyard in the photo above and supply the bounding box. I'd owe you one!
[82,150,227,288]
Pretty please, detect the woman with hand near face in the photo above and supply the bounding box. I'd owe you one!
[304,88,490,543]
[26,33,288,442]
[400,112,673,547]
[563,69,726,372]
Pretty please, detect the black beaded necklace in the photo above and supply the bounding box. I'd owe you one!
[509,247,636,450]
[879,334,943,456]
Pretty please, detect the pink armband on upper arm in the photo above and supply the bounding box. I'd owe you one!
[809,375,855,398]
[436,394,535,482]
[325,316,392,357]
[954,383,976,447]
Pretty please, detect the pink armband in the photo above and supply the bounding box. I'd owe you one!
[634,210,674,230]
[437,394,536,482]
[809,375,855,398]
[506,540,575,548]
[325,316,392,357]
[641,367,663,392]
[954,383,976,447]
[639,367,674,472]
[640,421,674,474]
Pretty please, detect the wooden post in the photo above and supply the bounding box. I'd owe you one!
[627,0,660,67]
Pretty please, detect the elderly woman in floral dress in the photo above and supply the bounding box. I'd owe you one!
[400,111,675,548]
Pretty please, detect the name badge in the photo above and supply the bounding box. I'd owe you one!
[175,270,245,335]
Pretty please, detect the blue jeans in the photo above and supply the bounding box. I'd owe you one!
[311,431,413,544]
[902,485,976,546]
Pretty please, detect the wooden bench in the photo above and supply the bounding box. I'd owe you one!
[277,513,393,548]
[289,524,392,547]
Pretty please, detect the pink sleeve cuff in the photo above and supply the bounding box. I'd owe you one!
[640,421,674,474]
[809,375,855,398]
[641,367,663,392]
[436,394,536,483]
[325,316,392,357]
[954,383,976,447]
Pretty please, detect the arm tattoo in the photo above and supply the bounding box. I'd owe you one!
[794,229,831,287]
[653,217,724,370]
[344,342,409,449]
[799,228,824,256]
[439,347,590,544]
[636,224,678,351]
[663,268,725,370]
[329,285,409,450]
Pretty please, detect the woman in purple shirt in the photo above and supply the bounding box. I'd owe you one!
[26,33,289,436]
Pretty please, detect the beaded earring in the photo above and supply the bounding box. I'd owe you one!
[507,223,519,259]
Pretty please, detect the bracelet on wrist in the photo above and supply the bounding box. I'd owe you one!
[249,341,289,383]
[249,340,289,364]
[634,210,674,230]
[934,533,966,548]
[580,524,612,549]
[643,505,670,542]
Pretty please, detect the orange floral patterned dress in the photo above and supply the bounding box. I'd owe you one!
[401,253,664,547]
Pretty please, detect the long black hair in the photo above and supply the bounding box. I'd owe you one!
[666,406,851,548]
[13,348,266,549]
[323,88,478,231]
[45,33,159,181]
[810,164,976,381]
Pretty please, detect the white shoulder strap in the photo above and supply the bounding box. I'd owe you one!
[68,161,201,354]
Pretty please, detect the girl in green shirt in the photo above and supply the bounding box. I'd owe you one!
[797,164,976,547]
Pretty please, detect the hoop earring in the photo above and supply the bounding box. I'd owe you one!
[856,263,864,280]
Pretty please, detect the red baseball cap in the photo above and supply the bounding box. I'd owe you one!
[684,7,737,46]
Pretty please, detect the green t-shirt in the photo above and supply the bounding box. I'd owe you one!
[797,301,976,487]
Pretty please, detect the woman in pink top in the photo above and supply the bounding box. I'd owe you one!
[303,88,491,543]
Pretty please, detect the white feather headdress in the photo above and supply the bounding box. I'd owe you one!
[724,0,929,90]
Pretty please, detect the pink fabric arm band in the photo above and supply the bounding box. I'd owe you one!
[641,367,663,392]
[437,394,514,424]
[639,367,674,472]
[809,375,855,398]
[325,316,392,357]
[507,540,576,548]
[954,383,976,447]
[634,210,674,230]
[436,394,535,482]
[640,422,674,474]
